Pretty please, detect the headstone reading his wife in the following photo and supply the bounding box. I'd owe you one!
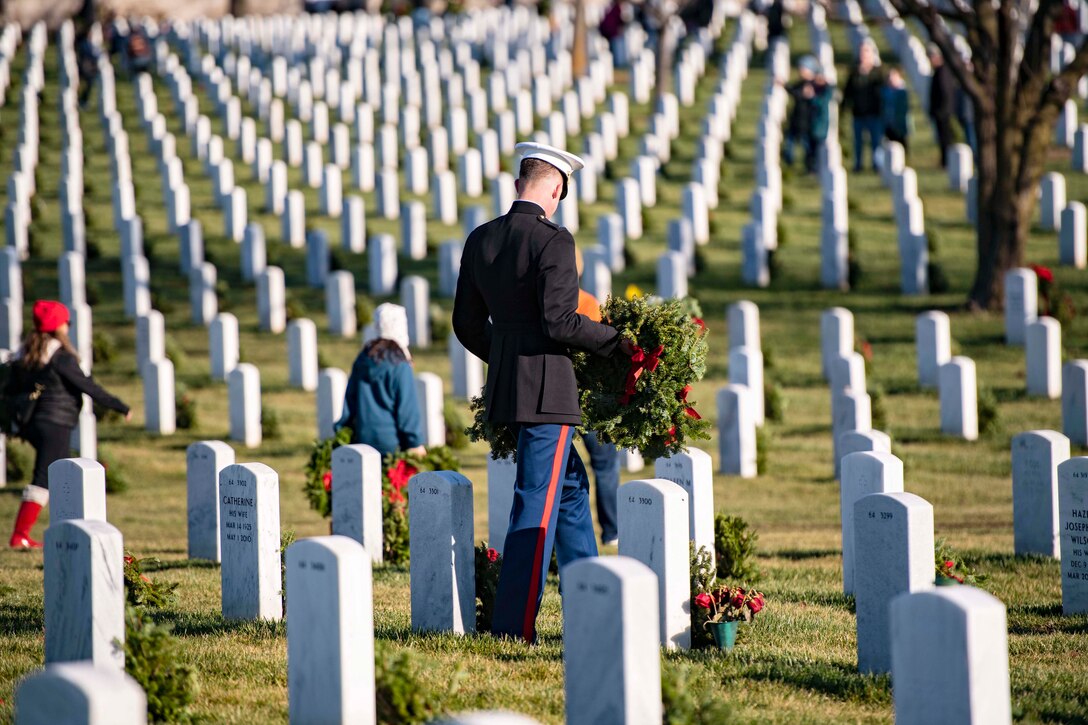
[219,462,283,621]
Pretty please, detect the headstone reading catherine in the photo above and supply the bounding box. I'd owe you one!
[286,536,376,725]
[14,662,147,725]
[43,519,125,667]
[890,587,1012,725]
[186,440,235,562]
[1057,456,1088,614]
[332,444,384,565]
[854,492,935,674]
[618,478,691,650]
[654,449,715,561]
[409,471,475,634]
[562,557,662,725]
[219,462,283,621]
[48,458,106,525]
[841,451,905,594]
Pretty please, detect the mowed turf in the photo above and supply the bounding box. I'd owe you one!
[1,14,1087,725]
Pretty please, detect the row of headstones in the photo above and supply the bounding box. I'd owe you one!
[1034,172,1088,268]
[36,434,1088,724]
[14,456,541,723]
[879,141,930,295]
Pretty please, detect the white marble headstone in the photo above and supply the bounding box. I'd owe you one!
[187,440,235,562]
[219,462,282,621]
[409,470,475,634]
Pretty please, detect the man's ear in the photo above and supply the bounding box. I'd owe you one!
[553,179,563,199]
[514,178,523,194]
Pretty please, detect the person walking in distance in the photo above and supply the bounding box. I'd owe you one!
[8,301,132,549]
[453,142,635,642]
[843,39,884,172]
[928,44,957,168]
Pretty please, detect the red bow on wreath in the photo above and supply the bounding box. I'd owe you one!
[665,386,702,446]
[679,385,702,420]
[386,460,418,504]
[619,345,664,405]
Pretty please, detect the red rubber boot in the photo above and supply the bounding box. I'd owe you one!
[9,501,44,549]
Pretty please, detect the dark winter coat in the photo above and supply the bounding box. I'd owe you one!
[453,200,621,425]
[843,67,884,118]
[335,344,424,458]
[17,343,129,429]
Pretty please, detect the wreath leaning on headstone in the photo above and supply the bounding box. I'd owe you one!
[303,429,461,566]
[468,295,712,461]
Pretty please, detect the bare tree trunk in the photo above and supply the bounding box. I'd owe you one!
[654,19,675,100]
[572,0,588,78]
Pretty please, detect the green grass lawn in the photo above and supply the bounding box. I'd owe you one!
[1,13,1087,725]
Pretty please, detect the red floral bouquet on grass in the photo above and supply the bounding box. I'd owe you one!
[693,585,765,625]
[1030,264,1076,326]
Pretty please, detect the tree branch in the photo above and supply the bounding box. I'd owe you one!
[889,0,986,102]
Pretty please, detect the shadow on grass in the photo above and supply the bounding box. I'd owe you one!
[0,601,42,637]
[767,588,853,611]
[151,610,285,639]
[771,548,841,561]
[143,558,221,572]
[732,653,891,706]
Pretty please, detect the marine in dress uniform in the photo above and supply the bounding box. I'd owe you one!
[452,142,626,642]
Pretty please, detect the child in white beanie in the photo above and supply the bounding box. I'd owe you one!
[336,303,426,458]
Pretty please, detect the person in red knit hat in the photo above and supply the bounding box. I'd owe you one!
[7,300,132,549]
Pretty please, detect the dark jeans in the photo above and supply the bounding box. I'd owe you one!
[23,418,74,489]
[932,114,954,167]
[582,431,620,541]
[853,115,883,170]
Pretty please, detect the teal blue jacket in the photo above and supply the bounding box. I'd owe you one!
[335,349,424,458]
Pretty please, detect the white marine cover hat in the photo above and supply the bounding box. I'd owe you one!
[514,141,585,200]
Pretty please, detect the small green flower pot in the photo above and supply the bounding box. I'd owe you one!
[709,620,740,651]
[935,575,959,587]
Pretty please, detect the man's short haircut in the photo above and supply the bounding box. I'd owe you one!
[518,157,562,187]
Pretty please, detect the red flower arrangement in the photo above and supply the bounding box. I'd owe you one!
[1030,263,1076,325]
[693,584,766,624]
[322,470,332,493]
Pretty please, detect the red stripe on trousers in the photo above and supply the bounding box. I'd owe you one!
[522,424,570,642]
